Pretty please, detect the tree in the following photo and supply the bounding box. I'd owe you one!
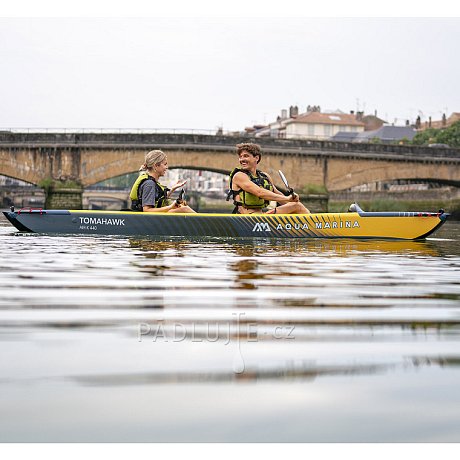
[411,121,460,148]
[436,120,460,147]
[411,128,438,146]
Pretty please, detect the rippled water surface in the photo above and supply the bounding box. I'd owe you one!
[1,213,460,442]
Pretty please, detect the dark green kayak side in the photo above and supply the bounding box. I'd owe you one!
[2,209,292,237]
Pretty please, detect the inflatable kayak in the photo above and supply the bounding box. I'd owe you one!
[2,204,449,240]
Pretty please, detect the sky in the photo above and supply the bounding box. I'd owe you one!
[0,10,459,131]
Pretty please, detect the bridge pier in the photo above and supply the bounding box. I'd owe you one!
[43,182,83,210]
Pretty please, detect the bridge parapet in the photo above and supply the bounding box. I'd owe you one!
[1,132,459,160]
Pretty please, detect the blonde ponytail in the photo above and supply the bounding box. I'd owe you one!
[144,150,167,170]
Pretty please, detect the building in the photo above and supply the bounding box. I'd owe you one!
[283,109,365,140]
[416,112,460,130]
[167,169,227,196]
[251,106,298,138]
[361,113,387,131]
[331,125,417,144]
[250,106,365,140]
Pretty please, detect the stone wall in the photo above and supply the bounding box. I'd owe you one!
[45,187,82,209]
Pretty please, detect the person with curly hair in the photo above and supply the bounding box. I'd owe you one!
[228,142,309,214]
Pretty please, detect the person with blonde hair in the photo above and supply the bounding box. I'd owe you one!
[130,150,195,213]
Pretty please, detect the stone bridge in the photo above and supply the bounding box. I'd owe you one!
[1,132,459,193]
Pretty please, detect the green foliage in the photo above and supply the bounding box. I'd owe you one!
[370,137,382,144]
[396,137,410,145]
[300,183,328,195]
[38,178,82,191]
[412,128,438,145]
[411,121,460,147]
[38,178,54,192]
[54,180,81,189]
[436,120,460,147]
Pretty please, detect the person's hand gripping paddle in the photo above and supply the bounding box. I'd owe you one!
[176,187,186,207]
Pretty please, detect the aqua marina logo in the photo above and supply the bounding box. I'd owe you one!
[252,222,271,232]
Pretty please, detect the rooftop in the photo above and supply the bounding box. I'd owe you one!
[287,111,365,127]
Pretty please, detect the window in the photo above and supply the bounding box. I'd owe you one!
[308,124,315,136]
[324,125,331,136]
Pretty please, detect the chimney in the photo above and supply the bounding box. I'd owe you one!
[281,109,288,119]
[356,111,363,121]
[289,105,299,118]
[350,110,355,115]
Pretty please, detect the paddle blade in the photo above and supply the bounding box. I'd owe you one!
[278,170,294,195]
[278,170,290,189]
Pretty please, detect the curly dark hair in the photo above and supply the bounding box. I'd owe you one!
[236,143,262,163]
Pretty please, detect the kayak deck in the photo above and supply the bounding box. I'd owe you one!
[2,207,449,240]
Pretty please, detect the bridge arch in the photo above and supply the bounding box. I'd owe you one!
[325,157,460,191]
[85,165,230,190]
[80,148,238,186]
[0,173,37,187]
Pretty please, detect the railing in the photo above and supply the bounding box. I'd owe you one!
[0,127,360,141]
[1,129,459,159]
[0,127,232,136]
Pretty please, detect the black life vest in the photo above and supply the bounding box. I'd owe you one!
[129,174,170,211]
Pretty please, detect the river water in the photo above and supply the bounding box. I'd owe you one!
[0,213,459,442]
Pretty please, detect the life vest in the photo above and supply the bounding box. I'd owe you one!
[129,174,170,211]
[226,168,273,210]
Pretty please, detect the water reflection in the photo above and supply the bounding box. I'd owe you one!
[71,362,395,386]
[66,352,460,387]
[1,216,460,441]
[129,236,443,258]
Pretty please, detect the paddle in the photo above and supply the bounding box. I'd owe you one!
[278,170,294,197]
[176,188,186,206]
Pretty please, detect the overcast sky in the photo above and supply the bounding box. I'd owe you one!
[0,16,459,131]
